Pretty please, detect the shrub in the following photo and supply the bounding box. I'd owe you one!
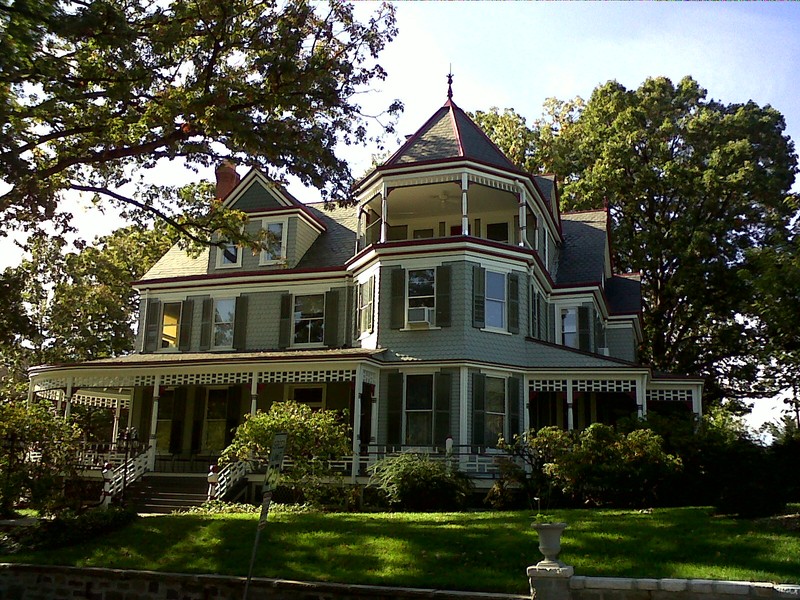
[0,400,83,517]
[489,426,572,509]
[1,507,137,553]
[547,424,682,507]
[220,401,351,506]
[368,453,472,511]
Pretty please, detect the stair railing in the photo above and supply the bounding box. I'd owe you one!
[208,460,251,501]
[101,445,151,508]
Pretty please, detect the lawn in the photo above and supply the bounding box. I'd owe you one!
[1,507,799,594]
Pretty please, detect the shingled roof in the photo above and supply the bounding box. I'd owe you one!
[557,210,608,285]
[295,202,357,269]
[382,99,518,171]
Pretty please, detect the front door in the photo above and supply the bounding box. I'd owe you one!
[203,388,228,453]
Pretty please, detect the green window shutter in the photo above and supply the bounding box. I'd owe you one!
[578,306,592,352]
[387,372,403,446]
[278,293,292,349]
[435,265,451,327]
[199,298,213,351]
[508,377,521,438]
[472,372,486,446]
[529,285,536,338]
[232,295,248,351]
[324,290,339,347]
[434,372,452,445]
[143,299,161,353]
[178,299,194,351]
[537,293,546,341]
[508,273,520,334]
[472,265,485,328]
[390,268,406,329]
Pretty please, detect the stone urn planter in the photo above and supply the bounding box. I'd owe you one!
[532,522,568,568]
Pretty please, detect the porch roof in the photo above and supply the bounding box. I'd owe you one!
[31,348,388,373]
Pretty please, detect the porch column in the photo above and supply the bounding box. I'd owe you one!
[351,367,365,483]
[147,375,161,471]
[523,375,530,432]
[64,379,73,419]
[516,181,527,247]
[566,379,574,431]
[355,207,364,253]
[250,375,258,416]
[26,382,33,406]
[692,384,703,419]
[380,183,388,243]
[636,376,647,419]
[112,399,122,443]
[461,173,469,235]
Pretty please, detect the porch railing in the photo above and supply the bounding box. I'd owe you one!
[247,444,506,480]
[101,445,151,508]
[208,460,252,501]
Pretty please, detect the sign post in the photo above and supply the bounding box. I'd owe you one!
[243,432,288,600]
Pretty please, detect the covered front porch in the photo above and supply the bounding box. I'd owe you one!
[29,349,384,480]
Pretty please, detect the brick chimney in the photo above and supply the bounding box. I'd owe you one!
[215,160,240,200]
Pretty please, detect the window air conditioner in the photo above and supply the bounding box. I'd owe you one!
[599,347,610,357]
[407,306,434,326]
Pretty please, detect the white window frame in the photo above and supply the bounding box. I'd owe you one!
[403,373,435,447]
[259,217,288,265]
[292,293,325,347]
[159,301,182,351]
[485,270,507,331]
[357,276,375,336]
[215,241,242,269]
[561,307,578,348]
[406,268,436,325]
[483,374,509,448]
[212,298,236,349]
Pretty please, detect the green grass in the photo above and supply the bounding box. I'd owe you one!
[1,507,799,594]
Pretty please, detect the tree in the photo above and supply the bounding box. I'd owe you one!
[0,224,172,399]
[220,401,351,504]
[1,0,401,248]
[0,400,82,517]
[476,77,799,405]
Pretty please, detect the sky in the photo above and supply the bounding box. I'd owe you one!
[3,1,799,430]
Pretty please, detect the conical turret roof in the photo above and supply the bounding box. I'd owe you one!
[382,98,519,171]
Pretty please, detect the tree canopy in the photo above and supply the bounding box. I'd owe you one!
[1,0,401,247]
[0,225,172,399]
[474,76,799,405]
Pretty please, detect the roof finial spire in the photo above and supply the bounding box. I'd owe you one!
[447,67,453,100]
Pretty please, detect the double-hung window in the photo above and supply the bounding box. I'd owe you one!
[357,277,375,335]
[405,374,434,445]
[213,298,236,349]
[484,377,506,444]
[294,294,325,345]
[485,271,506,329]
[407,268,435,324]
[259,219,286,265]
[260,219,286,264]
[561,308,578,348]
[160,302,182,349]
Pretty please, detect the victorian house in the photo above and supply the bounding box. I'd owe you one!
[29,92,703,487]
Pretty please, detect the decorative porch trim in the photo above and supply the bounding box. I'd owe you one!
[574,379,636,393]
[71,391,131,410]
[530,380,568,392]
[160,371,252,386]
[646,388,693,402]
[258,369,356,384]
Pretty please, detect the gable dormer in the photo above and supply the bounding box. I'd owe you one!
[210,166,327,273]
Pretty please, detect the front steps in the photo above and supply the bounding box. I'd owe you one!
[124,475,209,514]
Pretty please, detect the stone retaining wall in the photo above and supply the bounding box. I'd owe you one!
[0,564,528,600]
[529,571,800,600]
